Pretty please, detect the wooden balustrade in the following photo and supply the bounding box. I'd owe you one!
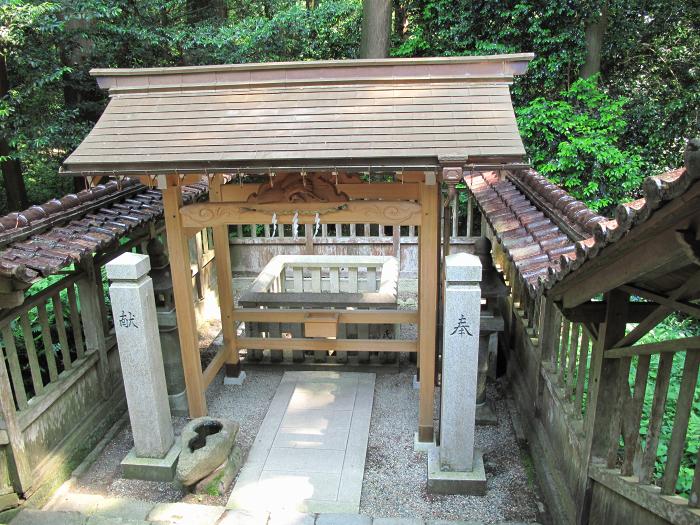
[525,296,699,519]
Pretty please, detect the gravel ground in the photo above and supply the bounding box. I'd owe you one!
[69,369,543,521]
[67,283,545,521]
[70,367,283,506]
[360,371,543,523]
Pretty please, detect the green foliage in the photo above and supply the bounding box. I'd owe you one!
[0,0,697,215]
[516,76,644,212]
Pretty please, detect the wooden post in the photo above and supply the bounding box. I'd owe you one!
[417,179,439,443]
[0,350,31,494]
[577,288,628,525]
[162,178,207,417]
[77,254,110,399]
[210,174,242,379]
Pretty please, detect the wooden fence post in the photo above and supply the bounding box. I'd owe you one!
[77,254,111,399]
[0,349,31,495]
[577,288,629,524]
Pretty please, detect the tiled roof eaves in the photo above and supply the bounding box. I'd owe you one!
[541,166,697,293]
[0,179,209,286]
[467,153,699,300]
[465,171,579,297]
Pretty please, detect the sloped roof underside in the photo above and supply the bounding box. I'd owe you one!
[61,55,532,176]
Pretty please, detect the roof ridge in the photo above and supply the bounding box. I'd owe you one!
[510,169,607,237]
[0,179,142,246]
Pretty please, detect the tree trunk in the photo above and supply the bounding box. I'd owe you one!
[306,0,316,9]
[393,0,409,41]
[0,54,27,212]
[186,0,227,23]
[360,0,392,58]
[581,5,609,79]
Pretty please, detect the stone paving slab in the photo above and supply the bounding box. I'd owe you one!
[12,506,542,525]
[228,371,375,514]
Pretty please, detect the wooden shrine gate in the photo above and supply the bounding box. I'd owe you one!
[59,54,533,444]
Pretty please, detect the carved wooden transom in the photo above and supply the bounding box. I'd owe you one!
[247,173,351,204]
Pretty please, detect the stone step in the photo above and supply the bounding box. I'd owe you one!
[11,495,543,525]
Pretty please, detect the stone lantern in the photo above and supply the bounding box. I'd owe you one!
[148,237,188,416]
[473,237,507,424]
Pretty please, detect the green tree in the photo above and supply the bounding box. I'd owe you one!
[517,76,644,212]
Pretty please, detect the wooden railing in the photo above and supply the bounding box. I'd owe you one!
[236,255,411,366]
[507,289,700,523]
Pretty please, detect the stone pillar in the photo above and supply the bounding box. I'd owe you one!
[427,252,486,495]
[106,252,180,481]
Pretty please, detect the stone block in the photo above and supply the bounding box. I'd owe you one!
[373,519,425,525]
[427,445,487,496]
[176,417,239,487]
[193,444,244,495]
[121,443,180,482]
[444,253,481,282]
[147,503,225,525]
[11,510,86,525]
[217,509,270,525]
[267,511,315,525]
[476,401,498,426]
[105,252,151,281]
[223,370,247,386]
[92,497,155,521]
[440,253,481,472]
[316,514,373,525]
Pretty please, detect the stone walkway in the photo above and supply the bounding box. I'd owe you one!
[11,503,541,525]
[228,371,375,514]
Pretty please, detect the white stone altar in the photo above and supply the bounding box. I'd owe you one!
[106,252,180,481]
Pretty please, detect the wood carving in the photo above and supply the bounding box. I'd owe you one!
[248,173,349,204]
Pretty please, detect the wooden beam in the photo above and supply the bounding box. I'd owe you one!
[210,174,240,379]
[162,179,207,417]
[221,182,420,202]
[202,345,228,388]
[232,308,419,324]
[418,181,439,443]
[553,183,700,307]
[619,284,700,319]
[180,201,422,228]
[614,269,700,348]
[605,336,700,359]
[236,337,417,353]
[562,301,660,324]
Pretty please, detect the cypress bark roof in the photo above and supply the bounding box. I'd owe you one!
[60,55,533,176]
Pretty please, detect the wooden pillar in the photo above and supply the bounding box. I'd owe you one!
[77,254,110,399]
[210,174,241,378]
[162,177,207,417]
[417,178,439,443]
[577,288,629,524]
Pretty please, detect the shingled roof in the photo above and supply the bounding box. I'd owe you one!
[0,179,208,287]
[60,54,533,176]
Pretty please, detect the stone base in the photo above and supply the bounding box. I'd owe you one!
[476,400,498,426]
[121,443,180,482]
[168,390,189,417]
[413,431,433,452]
[223,370,247,386]
[427,445,486,495]
[193,444,244,495]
